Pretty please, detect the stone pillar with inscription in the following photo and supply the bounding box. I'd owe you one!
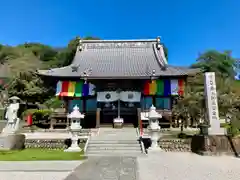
[204,72,226,135]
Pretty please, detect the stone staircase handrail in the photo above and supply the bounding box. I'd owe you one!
[136,128,146,154]
[84,136,90,153]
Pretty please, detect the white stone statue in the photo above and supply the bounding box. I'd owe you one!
[2,96,21,134]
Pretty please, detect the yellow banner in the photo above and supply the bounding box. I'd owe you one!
[149,80,157,95]
[67,81,76,97]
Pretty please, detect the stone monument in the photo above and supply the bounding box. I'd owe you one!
[0,96,25,150]
[191,73,230,156]
[204,72,226,135]
[65,105,84,152]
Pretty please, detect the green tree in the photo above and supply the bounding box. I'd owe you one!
[7,72,51,103]
[83,36,101,40]
[57,36,101,67]
[191,50,235,78]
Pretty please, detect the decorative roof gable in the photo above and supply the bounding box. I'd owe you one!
[38,37,196,79]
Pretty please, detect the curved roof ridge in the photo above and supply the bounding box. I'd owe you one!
[81,39,157,43]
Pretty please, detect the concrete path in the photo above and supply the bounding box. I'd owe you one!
[65,156,138,180]
[0,161,84,180]
[0,153,240,180]
[138,152,240,180]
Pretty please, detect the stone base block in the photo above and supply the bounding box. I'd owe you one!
[64,147,82,152]
[113,118,124,128]
[148,147,163,152]
[208,128,226,135]
[191,134,240,156]
[0,134,26,150]
[113,122,123,128]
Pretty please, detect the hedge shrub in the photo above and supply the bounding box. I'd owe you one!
[43,97,63,109]
[22,109,52,123]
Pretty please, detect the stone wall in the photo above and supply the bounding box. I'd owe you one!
[191,135,240,156]
[25,138,87,150]
[159,139,191,152]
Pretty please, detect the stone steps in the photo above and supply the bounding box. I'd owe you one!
[89,140,139,144]
[87,149,141,153]
[85,153,145,157]
[88,143,140,147]
[86,128,143,156]
[88,146,141,150]
[86,141,142,155]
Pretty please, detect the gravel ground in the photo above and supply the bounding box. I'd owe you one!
[138,152,240,180]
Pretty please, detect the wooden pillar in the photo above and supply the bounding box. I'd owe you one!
[83,97,86,113]
[169,115,173,128]
[96,108,101,128]
[137,108,141,129]
[63,98,68,113]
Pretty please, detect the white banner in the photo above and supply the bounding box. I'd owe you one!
[120,91,141,102]
[97,91,119,102]
[170,79,178,95]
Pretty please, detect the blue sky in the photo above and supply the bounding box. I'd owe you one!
[0,0,239,66]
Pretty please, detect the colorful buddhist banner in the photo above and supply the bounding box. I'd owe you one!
[143,80,150,95]
[143,79,185,96]
[82,82,89,96]
[178,79,185,96]
[56,80,96,97]
[163,79,171,96]
[170,79,178,95]
[156,79,164,95]
[60,81,69,97]
[55,81,62,96]
[149,80,157,95]
[75,81,83,97]
[67,81,76,97]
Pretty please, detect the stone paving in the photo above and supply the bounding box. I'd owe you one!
[65,156,138,180]
[0,153,240,180]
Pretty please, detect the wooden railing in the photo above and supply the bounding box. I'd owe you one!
[50,111,68,129]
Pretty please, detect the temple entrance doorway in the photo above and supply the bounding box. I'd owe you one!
[97,90,141,128]
[99,101,139,128]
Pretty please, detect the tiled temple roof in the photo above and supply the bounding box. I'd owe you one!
[38,38,198,79]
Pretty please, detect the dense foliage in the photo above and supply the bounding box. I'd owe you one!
[0,36,98,104]
[173,50,240,136]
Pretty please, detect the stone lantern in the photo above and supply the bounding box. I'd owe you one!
[65,105,85,152]
[147,105,162,151]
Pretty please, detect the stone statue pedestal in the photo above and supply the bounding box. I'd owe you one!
[64,131,82,152]
[147,105,162,152]
[64,105,83,152]
[148,127,162,152]
[0,134,25,150]
[0,96,25,150]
